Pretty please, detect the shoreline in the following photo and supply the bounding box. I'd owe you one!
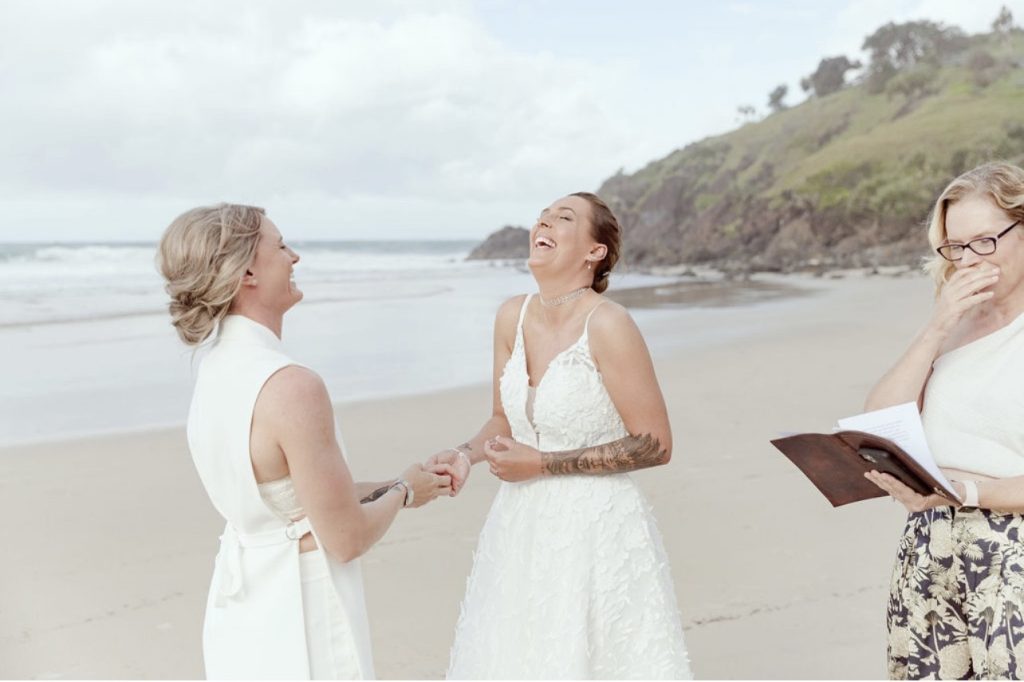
[0,267,926,448]
[0,271,838,450]
[0,269,914,451]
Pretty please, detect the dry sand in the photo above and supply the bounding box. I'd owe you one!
[0,273,935,679]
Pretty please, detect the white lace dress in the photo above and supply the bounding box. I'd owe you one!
[447,295,692,680]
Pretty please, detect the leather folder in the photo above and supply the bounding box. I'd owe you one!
[770,430,960,507]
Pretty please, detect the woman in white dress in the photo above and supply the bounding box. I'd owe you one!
[430,192,692,679]
[157,203,452,679]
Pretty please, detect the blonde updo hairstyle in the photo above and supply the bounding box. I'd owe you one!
[157,203,266,345]
[924,162,1024,293]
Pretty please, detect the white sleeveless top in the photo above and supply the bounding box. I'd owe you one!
[922,312,1024,478]
[501,294,627,451]
[187,315,373,679]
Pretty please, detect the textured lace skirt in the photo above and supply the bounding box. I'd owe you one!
[447,475,692,679]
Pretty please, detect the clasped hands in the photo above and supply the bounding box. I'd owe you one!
[425,436,544,496]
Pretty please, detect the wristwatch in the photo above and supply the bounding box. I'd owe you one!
[961,479,980,508]
[391,479,414,508]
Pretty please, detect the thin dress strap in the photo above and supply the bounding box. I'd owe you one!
[516,294,533,332]
[583,299,608,335]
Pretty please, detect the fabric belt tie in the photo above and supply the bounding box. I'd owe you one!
[214,516,313,607]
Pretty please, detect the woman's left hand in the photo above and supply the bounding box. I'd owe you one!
[483,436,543,482]
[865,470,961,512]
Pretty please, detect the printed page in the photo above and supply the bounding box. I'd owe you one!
[837,402,957,497]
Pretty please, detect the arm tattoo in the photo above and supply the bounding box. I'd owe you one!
[458,441,473,453]
[541,433,668,476]
[360,483,392,504]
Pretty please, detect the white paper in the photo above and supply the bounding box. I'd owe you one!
[837,402,958,498]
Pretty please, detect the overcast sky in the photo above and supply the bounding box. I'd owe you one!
[1,0,1020,242]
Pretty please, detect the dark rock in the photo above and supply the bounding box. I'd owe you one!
[467,226,530,260]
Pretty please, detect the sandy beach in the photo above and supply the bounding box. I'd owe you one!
[0,272,935,679]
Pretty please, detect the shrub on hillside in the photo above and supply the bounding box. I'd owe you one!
[885,64,940,100]
[967,49,1000,87]
[863,20,967,93]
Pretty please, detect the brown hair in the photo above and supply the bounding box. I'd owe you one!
[157,203,265,345]
[570,191,621,294]
[924,162,1024,292]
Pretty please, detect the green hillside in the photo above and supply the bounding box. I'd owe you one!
[600,25,1024,271]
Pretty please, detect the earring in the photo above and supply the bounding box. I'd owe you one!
[587,262,592,271]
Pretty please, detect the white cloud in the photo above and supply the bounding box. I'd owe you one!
[2,0,1022,241]
[0,1,646,240]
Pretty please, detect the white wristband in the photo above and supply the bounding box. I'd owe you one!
[961,480,979,508]
[391,479,414,508]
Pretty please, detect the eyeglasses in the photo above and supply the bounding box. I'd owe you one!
[936,220,1021,262]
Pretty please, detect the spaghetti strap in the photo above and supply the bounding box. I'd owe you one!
[583,299,608,334]
[516,294,533,332]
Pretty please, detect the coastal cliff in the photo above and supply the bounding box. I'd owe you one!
[472,20,1024,272]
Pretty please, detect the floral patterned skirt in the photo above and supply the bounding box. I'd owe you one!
[888,506,1024,679]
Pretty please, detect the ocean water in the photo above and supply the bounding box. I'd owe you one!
[0,241,831,446]
[0,240,485,327]
[3,240,729,446]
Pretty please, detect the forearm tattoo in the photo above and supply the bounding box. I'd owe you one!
[541,433,668,476]
[360,484,392,504]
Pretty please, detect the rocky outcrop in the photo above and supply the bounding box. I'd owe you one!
[466,226,529,260]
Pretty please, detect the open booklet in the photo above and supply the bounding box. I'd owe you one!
[771,402,960,507]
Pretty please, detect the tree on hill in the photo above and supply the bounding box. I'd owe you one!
[800,56,861,97]
[993,6,1016,34]
[768,84,788,112]
[862,20,968,93]
[736,104,758,124]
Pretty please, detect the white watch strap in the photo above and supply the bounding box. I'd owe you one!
[962,480,980,508]
[392,479,413,507]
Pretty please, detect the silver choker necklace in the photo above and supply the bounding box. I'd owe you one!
[540,286,589,308]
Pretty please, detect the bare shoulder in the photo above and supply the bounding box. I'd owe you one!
[494,294,528,340]
[496,294,528,324]
[258,365,331,418]
[587,298,639,339]
[587,298,649,365]
[249,366,335,468]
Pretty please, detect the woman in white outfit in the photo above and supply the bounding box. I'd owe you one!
[430,192,692,679]
[864,162,1024,679]
[157,204,452,680]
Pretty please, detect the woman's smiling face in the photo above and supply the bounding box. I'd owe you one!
[247,217,303,313]
[528,194,600,275]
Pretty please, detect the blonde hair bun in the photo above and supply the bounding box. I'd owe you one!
[157,203,265,345]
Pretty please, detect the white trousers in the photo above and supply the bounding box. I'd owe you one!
[299,551,366,680]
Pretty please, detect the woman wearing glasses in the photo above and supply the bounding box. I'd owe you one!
[864,161,1024,679]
